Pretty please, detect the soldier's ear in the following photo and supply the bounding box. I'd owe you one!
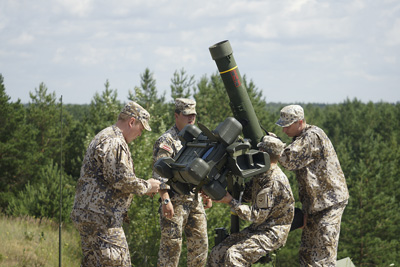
[129,117,136,127]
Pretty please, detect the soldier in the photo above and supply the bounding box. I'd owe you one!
[275,104,349,266]
[207,135,295,267]
[153,98,212,267]
[70,101,160,266]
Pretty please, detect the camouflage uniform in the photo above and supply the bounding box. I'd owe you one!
[71,102,153,267]
[207,136,295,267]
[277,105,349,267]
[153,98,208,267]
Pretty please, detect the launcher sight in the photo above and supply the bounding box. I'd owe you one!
[154,117,269,200]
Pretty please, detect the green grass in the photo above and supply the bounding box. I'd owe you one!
[0,215,82,266]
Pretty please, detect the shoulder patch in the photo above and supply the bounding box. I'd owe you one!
[160,143,173,153]
[257,188,272,209]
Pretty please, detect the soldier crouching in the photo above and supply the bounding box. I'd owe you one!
[207,135,295,267]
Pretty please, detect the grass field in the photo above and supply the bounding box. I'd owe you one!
[0,215,82,266]
[0,215,284,267]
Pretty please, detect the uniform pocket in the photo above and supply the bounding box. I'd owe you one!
[96,228,129,266]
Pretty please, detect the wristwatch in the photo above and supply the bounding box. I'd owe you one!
[163,198,170,205]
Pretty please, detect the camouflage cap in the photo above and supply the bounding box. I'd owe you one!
[276,105,304,127]
[257,135,286,155]
[121,101,151,131]
[175,98,197,115]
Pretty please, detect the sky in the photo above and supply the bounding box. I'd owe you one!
[1,0,400,105]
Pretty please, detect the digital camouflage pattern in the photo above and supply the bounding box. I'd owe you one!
[276,104,304,127]
[158,195,208,267]
[279,124,349,266]
[72,220,131,266]
[71,125,152,266]
[257,135,286,155]
[207,164,295,267]
[300,201,347,266]
[175,98,197,115]
[153,124,208,267]
[121,101,152,131]
[279,124,349,214]
[152,125,182,190]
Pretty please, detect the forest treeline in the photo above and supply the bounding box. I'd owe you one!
[1,69,399,266]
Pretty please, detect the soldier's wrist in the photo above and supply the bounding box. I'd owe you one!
[228,198,239,209]
[160,182,169,190]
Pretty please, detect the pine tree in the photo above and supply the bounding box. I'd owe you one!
[0,76,39,206]
[170,68,195,99]
[128,68,170,134]
[193,72,231,128]
[87,80,122,135]
[6,161,76,223]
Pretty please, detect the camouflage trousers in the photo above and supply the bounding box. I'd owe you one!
[207,226,290,267]
[74,222,131,267]
[300,201,347,267]
[157,195,208,267]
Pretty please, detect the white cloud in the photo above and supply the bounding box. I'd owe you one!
[347,69,381,82]
[73,44,107,65]
[385,18,400,46]
[55,0,94,17]
[1,0,399,104]
[52,47,66,63]
[287,0,317,13]
[244,0,359,41]
[9,32,35,45]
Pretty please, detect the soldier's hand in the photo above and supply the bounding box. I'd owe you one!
[199,191,208,199]
[147,178,160,193]
[200,191,213,209]
[162,201,174,219]
[213,192,233,204]
[268,132,278,138]
[300,212,308,229]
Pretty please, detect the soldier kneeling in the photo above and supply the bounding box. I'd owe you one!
[207,135,295,267]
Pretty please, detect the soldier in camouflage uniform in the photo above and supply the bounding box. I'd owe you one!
[276,104,349,267]
[207,135,295,267]
[70,101,160,267]
[153,98,212,267]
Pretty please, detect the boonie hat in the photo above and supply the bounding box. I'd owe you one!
[175,98,197,115]
[257,135,286,155]
[121,101,151,131]
[276,105,304,127]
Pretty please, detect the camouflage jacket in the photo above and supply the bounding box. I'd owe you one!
[152,125,183,191]
[279,124,349,215]
[229,165,295,233]
[71,125,151,227]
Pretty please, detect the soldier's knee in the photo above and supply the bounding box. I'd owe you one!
[224,247,240,263]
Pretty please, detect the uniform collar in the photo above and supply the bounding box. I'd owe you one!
[293,123,310,141]
[112,124,127,144]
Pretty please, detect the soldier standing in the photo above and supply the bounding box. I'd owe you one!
[70,101,160,266]
[275,104,349,266]
[207,135,295,267]
[153,98,212,267]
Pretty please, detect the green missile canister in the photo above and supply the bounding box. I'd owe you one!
[209,40,268,235]
[209,40,264,148]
